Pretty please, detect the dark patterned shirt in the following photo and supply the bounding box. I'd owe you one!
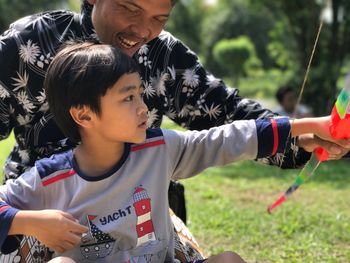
[0,2,309,180]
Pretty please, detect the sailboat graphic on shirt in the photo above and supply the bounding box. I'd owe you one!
[80,215,115,260]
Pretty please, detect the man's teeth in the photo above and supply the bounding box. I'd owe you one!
[119,36,138,48]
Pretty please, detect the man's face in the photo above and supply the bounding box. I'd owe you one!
[87,0,172,57]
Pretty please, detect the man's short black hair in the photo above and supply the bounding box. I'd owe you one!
[276,85,294,104]
[44,42,139,143]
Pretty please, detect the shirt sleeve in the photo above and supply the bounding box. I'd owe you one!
[0,166,44,253]
[0,30,18,141]
[142,31,310,169]
[164,117,291,181]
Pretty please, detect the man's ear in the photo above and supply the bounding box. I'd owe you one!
[70,105,94,128]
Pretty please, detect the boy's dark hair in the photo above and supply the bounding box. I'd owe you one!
[44,42,139,143]
[275,85,294,104]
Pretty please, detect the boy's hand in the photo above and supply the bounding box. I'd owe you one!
[11,210,88,253]
[292,116,350,160]
[298,134,350,160]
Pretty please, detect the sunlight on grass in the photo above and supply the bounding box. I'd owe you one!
[161,118,350,263]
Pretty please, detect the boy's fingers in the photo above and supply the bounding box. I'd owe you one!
[314,138,341,154]
[66,232,83,245]
[59,211,77,222]
[332,139,350,149]
[68,221,88,233]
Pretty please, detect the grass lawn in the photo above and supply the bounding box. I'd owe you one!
[162,119,350,263]
[0,122,349,262]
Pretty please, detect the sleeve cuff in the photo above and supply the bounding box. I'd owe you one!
[0,202,20,253]
[255,117,291,158]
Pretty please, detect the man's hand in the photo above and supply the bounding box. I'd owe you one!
[10,210,88,253]
[298,133,350,160]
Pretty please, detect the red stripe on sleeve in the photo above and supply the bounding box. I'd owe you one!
[0,205,10,213]
[42,169,76,186]
[271,119,279,156]
[131,139,165,152]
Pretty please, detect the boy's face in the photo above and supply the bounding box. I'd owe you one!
[87,0,172,57]
[93,72,148,144]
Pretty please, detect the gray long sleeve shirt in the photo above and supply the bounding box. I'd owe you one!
[0,118,291,262]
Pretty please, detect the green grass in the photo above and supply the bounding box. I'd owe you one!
[1,122,349,262]
[162,119,350,263]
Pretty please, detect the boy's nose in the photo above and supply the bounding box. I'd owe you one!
[137,97,148,115]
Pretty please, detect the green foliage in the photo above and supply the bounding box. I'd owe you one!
[202,0,275,75]
[165,0,207,54]
[213,36,261,86]
[256,0,350,114]
[0,0,64,32]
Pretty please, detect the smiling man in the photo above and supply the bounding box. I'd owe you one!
[0,0,349,262]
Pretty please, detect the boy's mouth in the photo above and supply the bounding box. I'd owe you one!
[138,120,148,129]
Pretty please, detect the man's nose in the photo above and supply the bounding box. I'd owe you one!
[130,18,151,40]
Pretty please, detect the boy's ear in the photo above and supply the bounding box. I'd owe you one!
[70,105,94,128]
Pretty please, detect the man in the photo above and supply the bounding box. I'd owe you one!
[0,0,348,261]
[275,86,313,118]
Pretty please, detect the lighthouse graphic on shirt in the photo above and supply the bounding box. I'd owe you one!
[133,187,157,246]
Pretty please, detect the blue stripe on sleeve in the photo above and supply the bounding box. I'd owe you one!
[256,117,291,158]
[276,117,292,153]
[0,201,20,253]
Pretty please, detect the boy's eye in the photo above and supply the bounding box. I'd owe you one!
[125,95,134,101]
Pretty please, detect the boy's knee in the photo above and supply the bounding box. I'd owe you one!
[48,257,76,263]
[217,251,246,263]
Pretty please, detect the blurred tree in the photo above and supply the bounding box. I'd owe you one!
[256,0,350,115]
[0,0,63,32]
[213,36,261,86]
[165,0,207,54]
[202,0,275,77]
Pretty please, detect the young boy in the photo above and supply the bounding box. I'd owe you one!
[0,42,337,263]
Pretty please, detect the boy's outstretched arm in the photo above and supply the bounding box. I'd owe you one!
[8,209,88,253]
[166,116,349,180]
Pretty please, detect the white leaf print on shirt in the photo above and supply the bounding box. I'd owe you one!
[18,149,30,163]
[12,71,29,91]
[17,114,32,126]
[151,70,169,97]
[0,83,10,99]
[138,45,149,55]
[182,68,200,88]
[203,103,222,120]
[147,108,159,127]
[36,90,46,103]
[206,74,221,89]
[143,81,156,99]
[17,91,35,113]
[19,40,40,64]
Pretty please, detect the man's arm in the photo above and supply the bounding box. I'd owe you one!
[141,32,349,168]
